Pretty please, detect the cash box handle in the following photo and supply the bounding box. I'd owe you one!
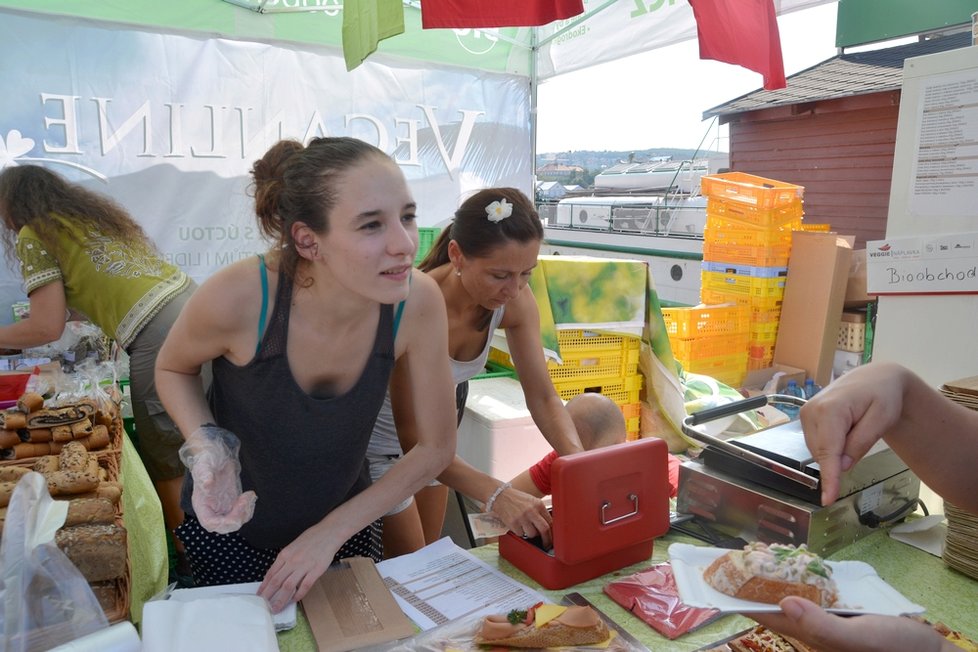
[601,494,638,525]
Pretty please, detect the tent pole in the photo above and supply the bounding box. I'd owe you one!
[530,26,539,191]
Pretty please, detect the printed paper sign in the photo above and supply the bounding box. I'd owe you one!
[866,231,978,295]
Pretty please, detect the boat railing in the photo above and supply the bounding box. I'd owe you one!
[541,201,705,238]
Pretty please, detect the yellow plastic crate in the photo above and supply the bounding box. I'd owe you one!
[703,241,792,268]
[669,332,749,361]
[553,374,643,405]
[700,288,784,313]
[621,402,641,420]
[706,196,804,229]
[556,329,640,355]
[748,321,779,344]
[661,304,749,340]
[678,352,747,387]
[701,270,786,300]
[490,332,640,383]
[701,172,805,210]
[800,223,832,232]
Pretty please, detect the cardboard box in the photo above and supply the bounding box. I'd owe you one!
[774,232,854,386]
[742,363,807,392]
[301,557,415,652]
[844,249,874,308]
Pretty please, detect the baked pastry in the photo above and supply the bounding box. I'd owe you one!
[475,604,610,648]
[705,625,816,652]
[703,542,838,607]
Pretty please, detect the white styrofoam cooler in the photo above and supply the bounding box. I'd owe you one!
[456,377,554,483]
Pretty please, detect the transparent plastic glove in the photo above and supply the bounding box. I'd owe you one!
[179,425,257,534]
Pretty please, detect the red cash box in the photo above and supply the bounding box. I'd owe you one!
[499,437,671,589]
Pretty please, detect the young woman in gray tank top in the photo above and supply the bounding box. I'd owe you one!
[155,137,456,614]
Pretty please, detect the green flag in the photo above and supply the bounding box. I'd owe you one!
[343,0,405,71]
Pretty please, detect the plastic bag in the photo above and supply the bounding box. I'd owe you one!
[0,472,108,652]
[603,562,722,640]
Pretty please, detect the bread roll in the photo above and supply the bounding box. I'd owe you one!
[26,427,53,443]
[2,411,26,430]
[475,605,610,648]
[0,430,21,448]
[55,523,127,582]
[63,497,117,526]
[10,441,51,459]
[17,392,44,413]
[46,468,100,496]
[59,441,89,471]
[703,542,838,607]
[71,418,94,438]
[52,425,74,443]
[32,455,60,474]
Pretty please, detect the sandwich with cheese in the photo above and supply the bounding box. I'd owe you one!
[475,603,611,648]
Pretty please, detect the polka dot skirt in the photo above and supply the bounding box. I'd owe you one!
[176,515,383,587]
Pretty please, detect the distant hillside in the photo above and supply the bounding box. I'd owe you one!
[536,148,726,172]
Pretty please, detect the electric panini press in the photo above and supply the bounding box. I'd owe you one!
[675,395,921,556]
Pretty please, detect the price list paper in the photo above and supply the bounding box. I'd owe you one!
[376,537,548,631]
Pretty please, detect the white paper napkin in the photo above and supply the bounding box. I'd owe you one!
[889,514,947,557]
[141,594,279,652]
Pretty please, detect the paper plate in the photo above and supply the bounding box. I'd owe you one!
[668,542,925,616]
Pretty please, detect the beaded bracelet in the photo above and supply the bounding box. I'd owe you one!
[484,481,511,514]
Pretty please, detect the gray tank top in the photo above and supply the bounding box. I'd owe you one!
[183,267,396,549]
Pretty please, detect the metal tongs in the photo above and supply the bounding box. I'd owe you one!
[682,395,819,490]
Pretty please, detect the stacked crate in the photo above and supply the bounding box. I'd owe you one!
[489,329,643,439]
[661,304,750,387]
[699,172,805,374]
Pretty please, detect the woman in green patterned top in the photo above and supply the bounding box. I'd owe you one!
[0,164,194,563]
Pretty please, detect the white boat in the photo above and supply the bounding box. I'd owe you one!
[538,154,728,306]
[594,158,713,193]
[540,194,705,306]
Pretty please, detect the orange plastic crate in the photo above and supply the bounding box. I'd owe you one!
[700,172,804,210]
[705,218,800,248]
[703,241,792,267]
[748,354,775,371]
[706,196,804,229]
[661,304,749,340]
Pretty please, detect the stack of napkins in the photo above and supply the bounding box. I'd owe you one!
[944,502,978,581]
[141,583,291,652]
[938,376,978,580]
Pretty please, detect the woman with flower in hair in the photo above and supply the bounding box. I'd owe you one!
[368,187,584,557]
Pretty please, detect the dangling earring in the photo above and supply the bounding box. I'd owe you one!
[455,269,461,277]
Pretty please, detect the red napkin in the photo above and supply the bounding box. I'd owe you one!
[604,562,722,639]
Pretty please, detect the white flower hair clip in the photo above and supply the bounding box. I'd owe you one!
[486,198,513,223]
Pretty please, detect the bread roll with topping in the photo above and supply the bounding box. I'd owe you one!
[475,604,610,648]
[703,542,838,607]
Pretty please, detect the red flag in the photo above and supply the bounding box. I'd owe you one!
[688,0,786,91]
[421,0,584,29]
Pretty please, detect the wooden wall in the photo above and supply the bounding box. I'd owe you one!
[723,90,901,248]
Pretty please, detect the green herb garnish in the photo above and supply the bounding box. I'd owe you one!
[507,609,527,625]
[806,560,830,579]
